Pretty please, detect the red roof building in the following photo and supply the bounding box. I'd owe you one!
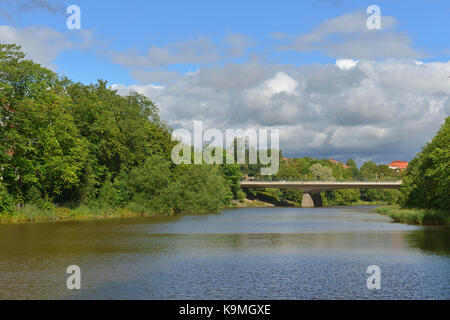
[389,161,408,171]
[329,158,350,169]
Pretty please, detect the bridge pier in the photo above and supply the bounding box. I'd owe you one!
[301,192,323,208]
[239,180,402,208]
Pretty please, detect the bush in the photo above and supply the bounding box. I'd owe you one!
[161,165,228,214]
[360,188,399,204]
[376,206,449,226]
[0,183,15,214]
[25,186,54,210]
[97,178,121,208]
[115,154,171,206]
[322,189,360,205]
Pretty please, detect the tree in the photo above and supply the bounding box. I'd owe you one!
[310,163,334,180]
[163,165,229,214]
[399,117,449,210]
[346,158,359,178]
[67,81,173,179]
[322,189,360,205]
[221,163,243,201]
[115,154,171,207]
[359,161,378,180]
[0,182,14,214]
[0,44,88,201]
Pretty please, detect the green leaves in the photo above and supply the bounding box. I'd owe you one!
[1,45,88,200]
[310,163,334,180]
[0,44,233,215]
[164,165,228,214]
[400,117,450,210]
[0,182,14,214]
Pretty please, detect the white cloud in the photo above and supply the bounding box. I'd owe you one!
[0,25,94,69]
[245,72,299,105]
[330,125,390,149]
[280,11,422,59]
[112,59,449,163]
[264,72,299,96]
[336,59,358,70]
[110,33,255,74]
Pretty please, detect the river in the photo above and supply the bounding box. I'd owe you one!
[0,206,449,299]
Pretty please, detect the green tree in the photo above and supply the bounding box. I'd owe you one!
[346,158,359,178]
[399,117,449,210]
[115,154,171,207]
[221,163,243,201]
[97,177,121,208]
[310,163,334,180]
[0,44,88,201]
[163,165,228,214]
[322,189,360,205]
[0,182,14,214]
[359,161,378,180]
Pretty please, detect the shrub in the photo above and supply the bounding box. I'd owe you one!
[0,183,15,214]
[97,178,121,208]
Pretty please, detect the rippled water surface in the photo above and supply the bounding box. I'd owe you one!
[0,206,449,299]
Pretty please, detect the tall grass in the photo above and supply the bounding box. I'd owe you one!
[376,206,450,226]
[0,202,160,224]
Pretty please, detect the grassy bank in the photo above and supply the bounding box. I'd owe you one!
[376,206,450,226]
[348,200,390,206]
[0,198,274,224]
[0,203,165,224]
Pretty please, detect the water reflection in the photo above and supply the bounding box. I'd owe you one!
[406,228,450,256]
[0,207,448,299]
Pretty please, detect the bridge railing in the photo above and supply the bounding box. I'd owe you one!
[241,177,402,183]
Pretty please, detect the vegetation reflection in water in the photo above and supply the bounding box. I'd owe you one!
[0,206,449,299]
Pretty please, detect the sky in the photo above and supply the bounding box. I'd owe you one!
[0,0,449,165]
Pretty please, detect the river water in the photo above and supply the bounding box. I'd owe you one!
[0,206,449,299]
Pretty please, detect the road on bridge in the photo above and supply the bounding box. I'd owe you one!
[240,180,402,192]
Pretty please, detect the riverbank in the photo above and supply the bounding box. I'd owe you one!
[0,204,163,224]
[0,197,275,224]
[3,200,448,226]
[376,206,450,226]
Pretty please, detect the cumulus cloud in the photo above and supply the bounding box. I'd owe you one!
[336,59,358,70]
[2,7,443,165]
[280,11,422,59]
[111,59,450,164]
[0,25,94,69]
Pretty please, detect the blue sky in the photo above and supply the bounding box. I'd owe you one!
[2,0,449,84]
[0,0,449,163]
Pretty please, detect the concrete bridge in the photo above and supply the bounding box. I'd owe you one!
[240,180,402,208]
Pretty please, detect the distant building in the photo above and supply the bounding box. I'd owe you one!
[389,161,408,171]
[329,158,349,169]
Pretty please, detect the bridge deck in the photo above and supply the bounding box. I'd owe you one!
[240,180,402,192]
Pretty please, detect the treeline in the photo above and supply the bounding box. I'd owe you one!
[399,117,449,211]
[1,44,446,221]
[242,156,403,206]
[0,44,237,219]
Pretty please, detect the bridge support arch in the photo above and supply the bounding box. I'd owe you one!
[301,192,323,208]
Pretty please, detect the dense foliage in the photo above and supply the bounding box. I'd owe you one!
[0,44,231,216]
[3,44,442,218]
[399,117,449,210]
[243,155,403,206]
